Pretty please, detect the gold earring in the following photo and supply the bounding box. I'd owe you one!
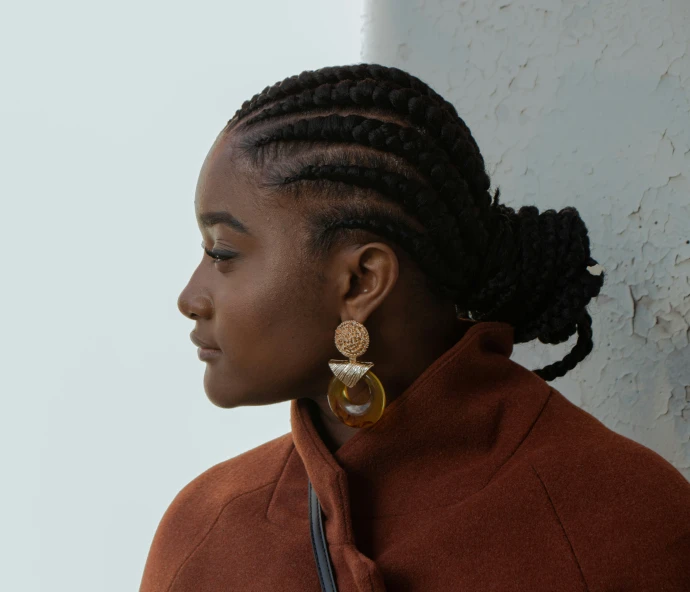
[327,320,386,428]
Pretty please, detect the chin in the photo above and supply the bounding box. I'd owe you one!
[203,371,243,409]
[204,388,247,409]
[206,396,240,409]
[202,372,272,409]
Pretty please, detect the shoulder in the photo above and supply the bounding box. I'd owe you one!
[526,387,690,589]
[139,432,293,591]
[168,430,294,511]
[528,387,690,497]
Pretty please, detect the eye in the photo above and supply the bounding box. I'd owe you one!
[201,242,238,263]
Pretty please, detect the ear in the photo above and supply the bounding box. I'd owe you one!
[334,242,399,324]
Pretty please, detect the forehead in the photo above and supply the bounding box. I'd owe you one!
[193,130,281,241]
[193,129,304,242]
[194,130,256,212]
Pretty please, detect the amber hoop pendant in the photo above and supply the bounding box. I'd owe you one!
[327,320,386,428]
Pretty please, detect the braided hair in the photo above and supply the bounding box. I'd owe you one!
[223,64,605,382]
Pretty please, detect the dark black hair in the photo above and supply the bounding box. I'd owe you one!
[224,63,605,382]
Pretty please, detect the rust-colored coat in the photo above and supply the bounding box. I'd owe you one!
[139,321,690,591]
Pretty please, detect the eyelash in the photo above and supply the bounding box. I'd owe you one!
[201,242,238,263]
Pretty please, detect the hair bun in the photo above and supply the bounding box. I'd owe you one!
[465,192,605,381]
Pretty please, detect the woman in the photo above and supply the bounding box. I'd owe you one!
[139,64,690,591]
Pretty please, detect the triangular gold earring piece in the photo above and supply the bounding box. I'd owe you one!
[328,360,374,388]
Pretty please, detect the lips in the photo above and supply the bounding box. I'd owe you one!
[190,331,220,350]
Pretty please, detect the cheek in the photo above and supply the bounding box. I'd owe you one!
[210,257,334,404]
[214,256,330,365]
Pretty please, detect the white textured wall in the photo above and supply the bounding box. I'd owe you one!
[363,0,690,478]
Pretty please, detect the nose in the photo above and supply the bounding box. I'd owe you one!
[177,283,213,320]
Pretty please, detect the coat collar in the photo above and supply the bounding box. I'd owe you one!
[281,319,552,545]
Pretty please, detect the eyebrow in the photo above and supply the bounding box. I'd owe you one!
[197,211,250,235]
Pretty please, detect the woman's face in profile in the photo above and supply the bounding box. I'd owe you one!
[177,129,338,409]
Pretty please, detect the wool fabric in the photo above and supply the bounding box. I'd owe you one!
[140,320,690,591]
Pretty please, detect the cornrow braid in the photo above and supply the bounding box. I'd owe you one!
[230,64,461,126]
[251,114,489,257]
[241,79,489,196]
[226,63,605,381]
[282,163,473,293]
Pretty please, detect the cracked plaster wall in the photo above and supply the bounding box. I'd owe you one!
[362,0,690,478]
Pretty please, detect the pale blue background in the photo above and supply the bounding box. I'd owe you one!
[0,1,363,589]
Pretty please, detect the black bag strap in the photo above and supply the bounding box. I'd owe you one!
[308,479,339,592]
